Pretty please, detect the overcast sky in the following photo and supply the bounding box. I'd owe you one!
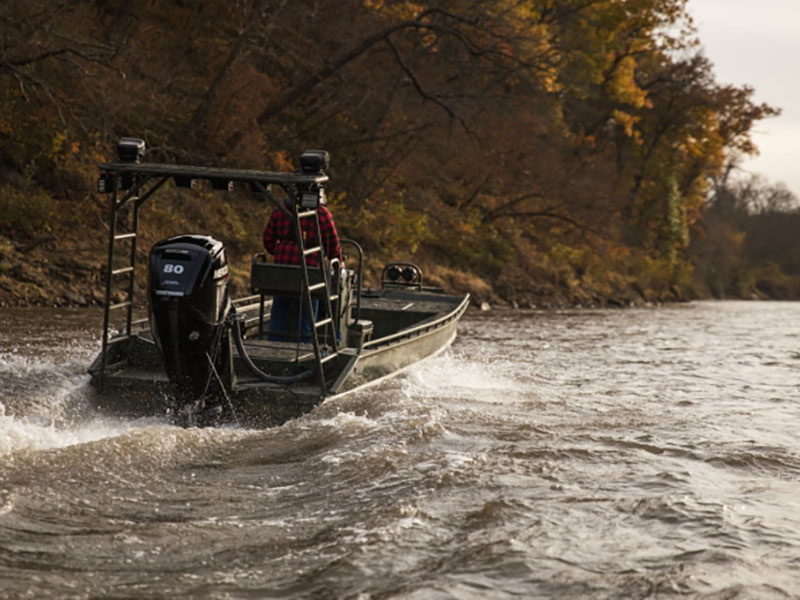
[686,0,800,197]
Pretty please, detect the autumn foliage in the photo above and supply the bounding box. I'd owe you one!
[0,0,791,305]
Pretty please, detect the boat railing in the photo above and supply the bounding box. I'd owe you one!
[340,239,363,323]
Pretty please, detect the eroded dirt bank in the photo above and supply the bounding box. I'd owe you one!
[0,235,694,311]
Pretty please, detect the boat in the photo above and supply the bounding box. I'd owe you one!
[87,138,470,427]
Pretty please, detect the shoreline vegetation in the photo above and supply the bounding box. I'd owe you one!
[2,1,799,310]
[0,229,777,311]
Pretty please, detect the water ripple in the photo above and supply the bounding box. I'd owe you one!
[2,302,800,598]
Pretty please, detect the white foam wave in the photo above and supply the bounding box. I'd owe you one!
[0,409,145,457]
[0,347,94,376]
[403,351,527,397]
[307,411,379,432]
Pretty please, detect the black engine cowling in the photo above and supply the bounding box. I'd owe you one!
[147,235,231,409]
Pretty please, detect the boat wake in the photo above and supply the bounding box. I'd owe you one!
[0,408,151,458]
[0,343,167,458]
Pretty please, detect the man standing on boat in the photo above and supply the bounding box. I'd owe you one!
[262,192,342,342]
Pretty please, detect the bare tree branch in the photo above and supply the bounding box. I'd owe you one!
[246,7,523,130]
[486,209,599,234]
[481,192,545,223]
[384,37,473,136]
[187,0,288,132]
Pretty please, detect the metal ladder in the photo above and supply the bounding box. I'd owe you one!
[98,173,168,387]
[293,203,340,396]
[98,176,145,387]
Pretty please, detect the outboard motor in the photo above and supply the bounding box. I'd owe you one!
[147,235,232,415]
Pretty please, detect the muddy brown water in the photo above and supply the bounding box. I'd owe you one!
[1,302,799,598]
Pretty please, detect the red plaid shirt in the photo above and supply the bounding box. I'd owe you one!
[263,203,342,267]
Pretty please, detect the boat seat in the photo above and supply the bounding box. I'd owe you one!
[251,261,329,298]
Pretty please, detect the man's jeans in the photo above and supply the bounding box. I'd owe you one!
[267,296,319,342]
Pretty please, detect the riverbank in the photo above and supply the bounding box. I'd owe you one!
[0,233,699,310]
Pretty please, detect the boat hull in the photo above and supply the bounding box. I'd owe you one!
[88,290,469,427]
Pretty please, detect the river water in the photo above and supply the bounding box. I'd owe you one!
[1,302,799,599]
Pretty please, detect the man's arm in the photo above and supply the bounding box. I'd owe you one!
[319,206,342,261]
[263,211,279,255]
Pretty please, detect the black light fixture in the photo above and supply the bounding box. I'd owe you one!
[248,181,272,194]
[387,265,401,281]
[300,186,324,209]
[382,263,422,287]
[174,176,197,189]
[98,172,133,192]
[210,178,234,191]
[117,137,146,163]
[119,173,133,191]
[97,174,113,194]
[299,149,330,174]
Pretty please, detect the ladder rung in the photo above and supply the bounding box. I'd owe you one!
[114,232,137,241]
[328,294,338,302]
[303,246,321,256]
[297,210,317,219]
[111,266,134,276]
[107,334,131,344]
[314,317,333,328]
[320,352,339,364]
[108,300,132,310]
[308,282,326,292]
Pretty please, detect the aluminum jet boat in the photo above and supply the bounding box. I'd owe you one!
[87,138,469,427]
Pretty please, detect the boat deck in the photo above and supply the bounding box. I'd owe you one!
[240,339,318,362]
